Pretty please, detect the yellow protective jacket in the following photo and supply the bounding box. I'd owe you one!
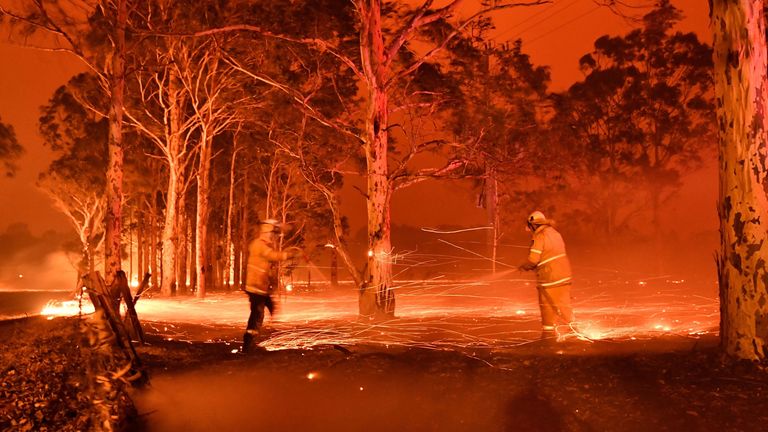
[245,237,290,295]
[524,223,572,289]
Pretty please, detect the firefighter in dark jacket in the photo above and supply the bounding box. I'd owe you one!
[242,219,299,353]
[518,211,574,339]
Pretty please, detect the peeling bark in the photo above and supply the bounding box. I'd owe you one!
[359,0,395,318]
[712,0,768,361]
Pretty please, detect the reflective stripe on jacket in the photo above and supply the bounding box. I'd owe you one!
[526,224,572,289]
[245,237,289,295]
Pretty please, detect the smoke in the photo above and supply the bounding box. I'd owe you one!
[0,251,78,292]
[0,223,79,292]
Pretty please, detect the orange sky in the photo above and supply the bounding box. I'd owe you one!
[0,0,713,237]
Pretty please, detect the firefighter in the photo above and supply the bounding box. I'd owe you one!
[517,210,574,339]
[242,219,299,353]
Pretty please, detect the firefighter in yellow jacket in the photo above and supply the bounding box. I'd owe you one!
[518,211,574,339]
[242,220,299,353]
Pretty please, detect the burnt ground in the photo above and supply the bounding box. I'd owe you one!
[130,326,768,432]
[3,316,768,432]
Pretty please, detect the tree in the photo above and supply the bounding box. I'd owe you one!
[0,116,22,177]
[125,61,193,296]
[447,29,550,272]
[1,0,132,286]
[351,1,550,318]
[711,0,768,361]
[38,73,109,274]
[223,0,548,318]
[553,1,713,237]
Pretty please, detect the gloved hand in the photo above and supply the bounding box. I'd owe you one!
[285,247,302,260]
[519,261,536,271]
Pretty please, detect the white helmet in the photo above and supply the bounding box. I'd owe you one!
[259,219,280,235]
[527,211,547,225]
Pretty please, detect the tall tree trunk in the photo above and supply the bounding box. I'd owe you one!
[127,207,133,284]
[160,75,184,296]
[188,213,197,293]
[138,206,146,279]
[237,172,249,290]
[224,143,239,290]
[161,166,179,296]
[176,193,188,295]
[711,0,768,361]
[358,0,394,319]
[362,83,394,318]
[209,232,218,291]
[195,134,213,298]
[104,0,127,286]
[485,166,499,274]
[150,196,159,290]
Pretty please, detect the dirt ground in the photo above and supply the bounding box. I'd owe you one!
[3,315,768,431]
[0,317,135,432]
[129,326,768,432]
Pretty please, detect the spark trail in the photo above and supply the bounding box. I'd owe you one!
[41,277,719,353]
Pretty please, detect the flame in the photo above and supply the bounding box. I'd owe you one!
[41,298,95,317]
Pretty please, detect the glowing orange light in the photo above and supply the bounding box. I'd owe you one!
[307,372,317,380]
[41,299,94,317]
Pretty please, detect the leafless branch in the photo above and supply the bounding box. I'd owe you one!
[388,0,549,88]
[221,52,364,143]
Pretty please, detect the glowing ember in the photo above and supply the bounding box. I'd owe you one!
[307,372,317,380]
[37,278,718,355]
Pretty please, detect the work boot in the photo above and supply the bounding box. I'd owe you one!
[242,329,258,354]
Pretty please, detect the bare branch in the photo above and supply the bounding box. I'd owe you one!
[392,158,470,191]
[221,52,364,143]
[388,0,549,88]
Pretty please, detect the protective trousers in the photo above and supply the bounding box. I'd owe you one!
[242,292,275,352]
[537,284,574,337]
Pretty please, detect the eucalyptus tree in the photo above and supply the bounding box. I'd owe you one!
[218,0,548,318]
[710,0,768,361]
[1,0,133,286]
[38,74,108,274]
[553,1,713,237]
[122,1,200,296]
[446,23,550,271]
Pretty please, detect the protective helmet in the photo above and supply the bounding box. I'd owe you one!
[259,219,280,235]
[527,211,547,225]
